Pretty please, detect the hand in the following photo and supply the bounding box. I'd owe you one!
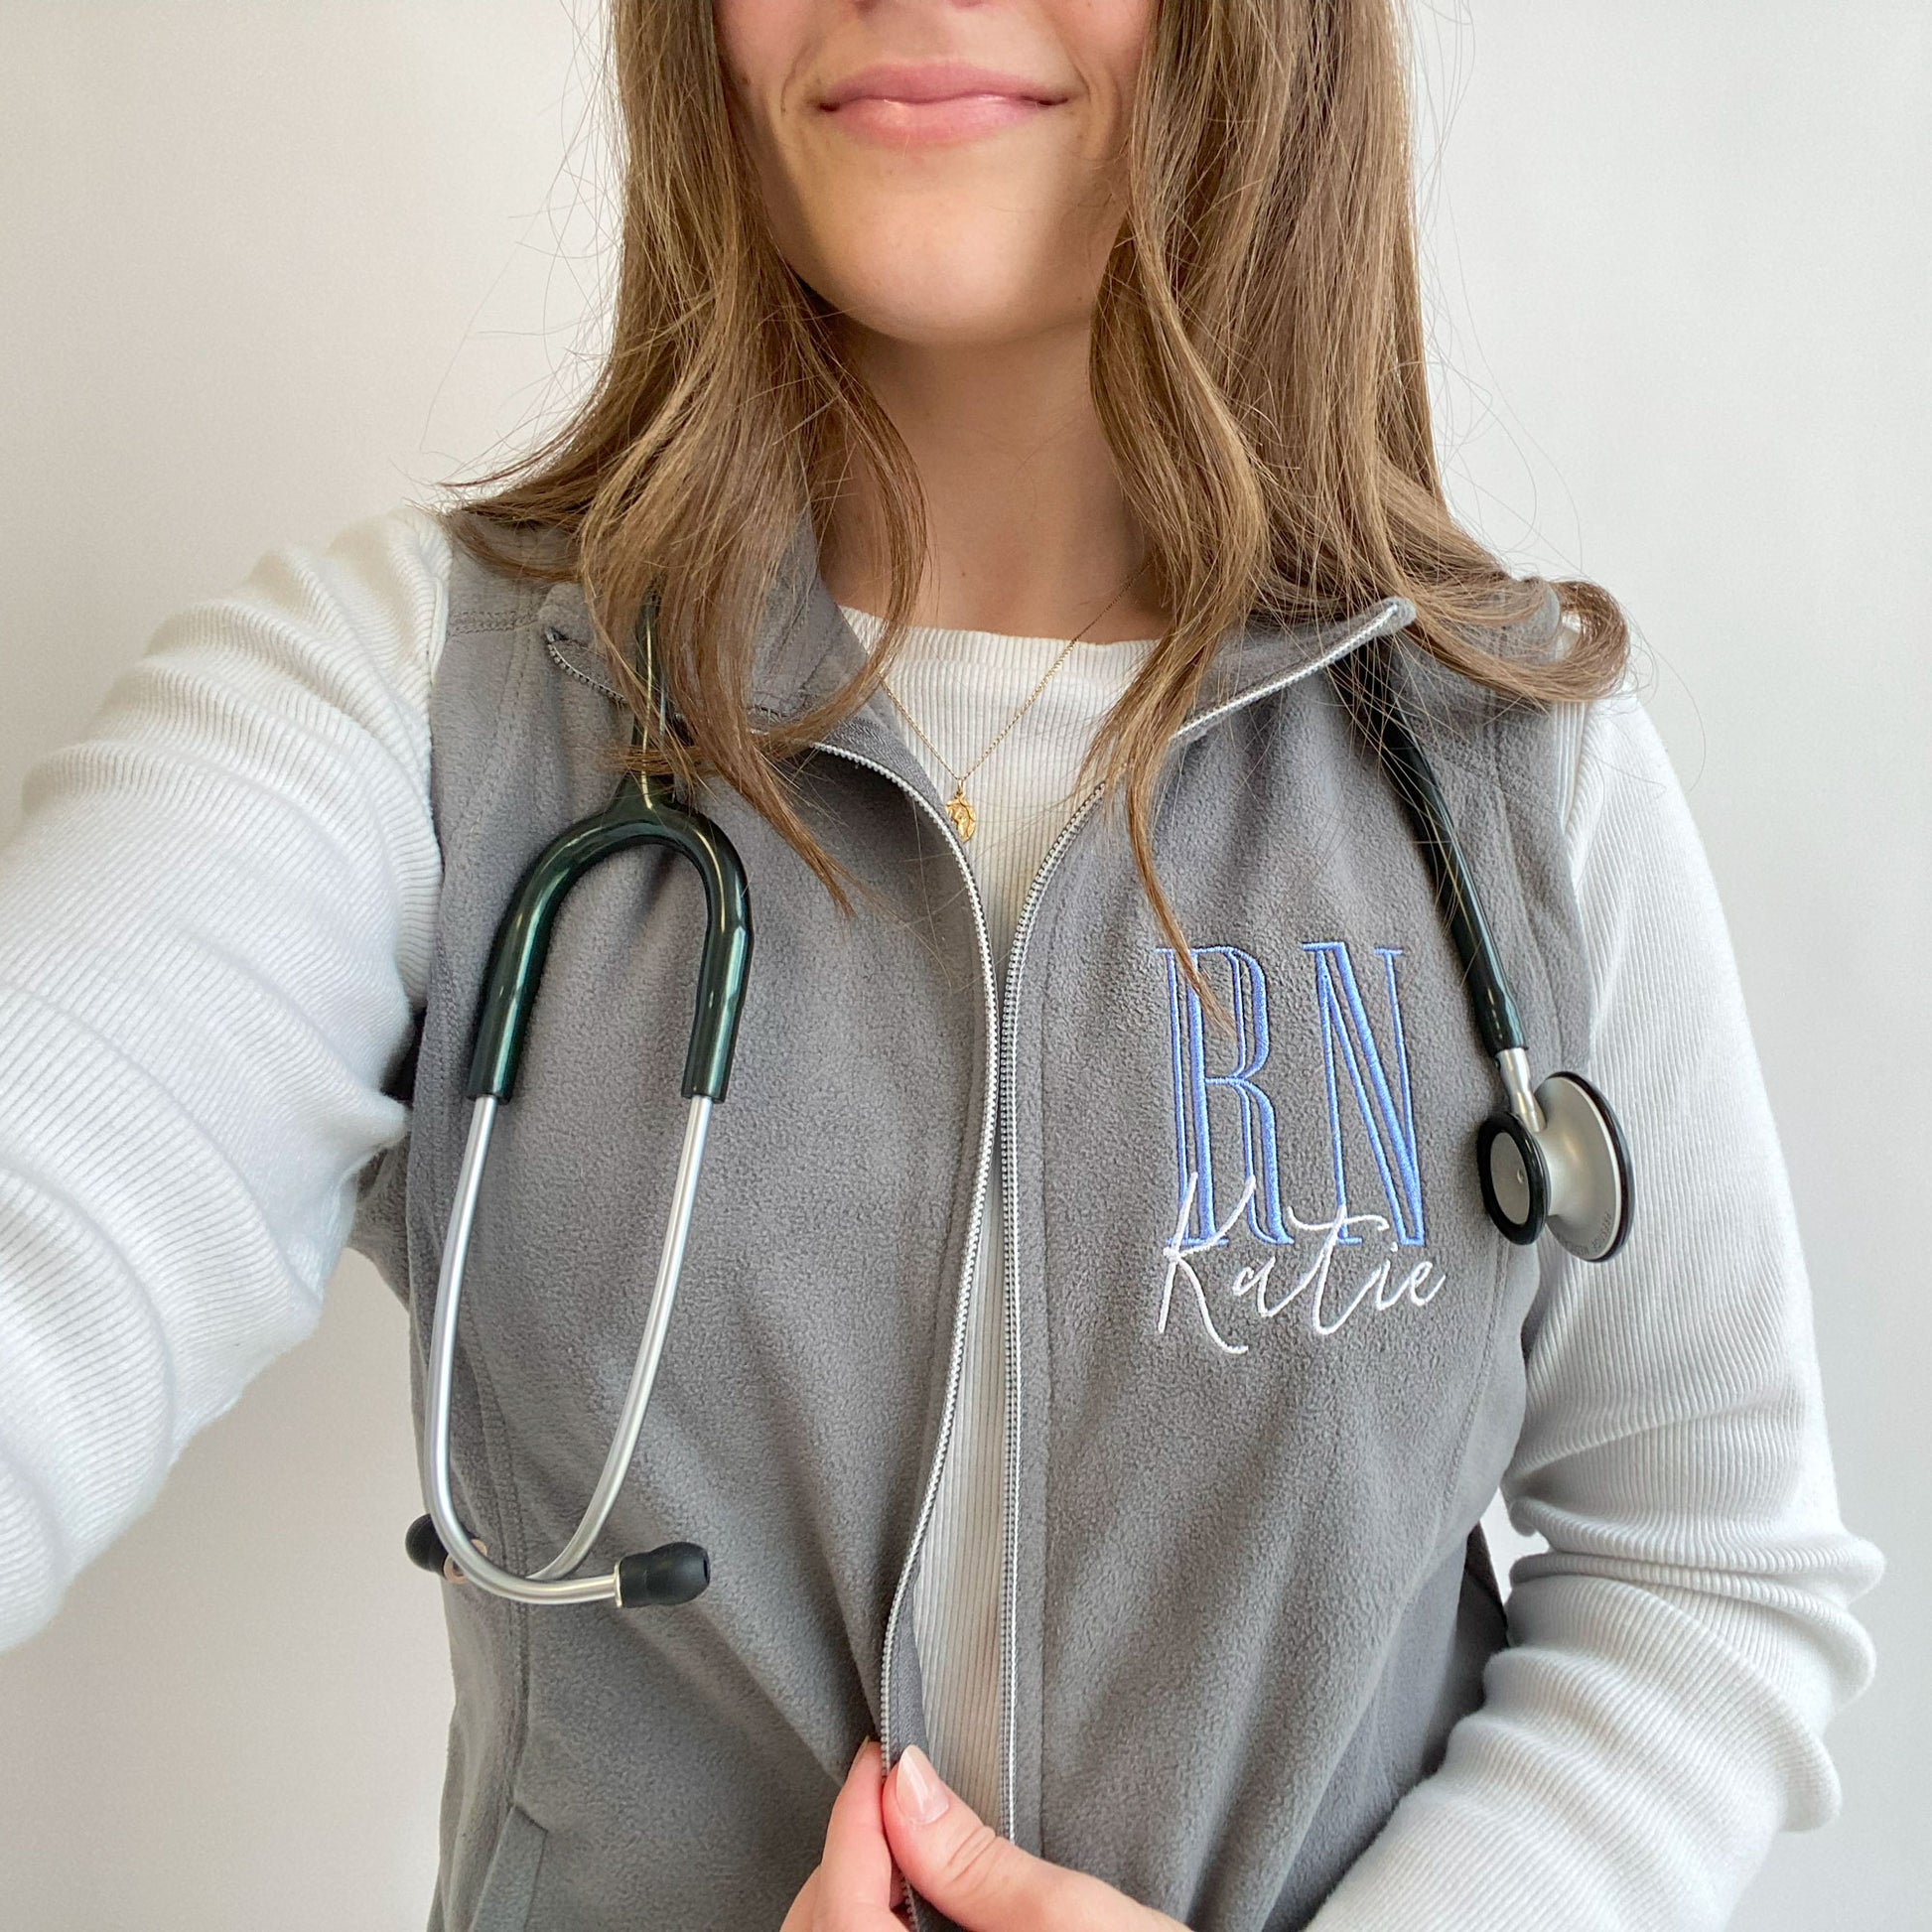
[780,1739,904,1932]
[782,1736,1189,1931]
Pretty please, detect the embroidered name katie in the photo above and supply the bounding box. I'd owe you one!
[1156,938,1446,1356]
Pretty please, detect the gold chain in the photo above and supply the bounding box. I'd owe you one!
[877,577,1140,843]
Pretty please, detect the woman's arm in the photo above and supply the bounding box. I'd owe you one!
[0,505,449,1650]
[1306,683,1883,1929]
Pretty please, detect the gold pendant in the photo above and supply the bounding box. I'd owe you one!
[946,785,977,842]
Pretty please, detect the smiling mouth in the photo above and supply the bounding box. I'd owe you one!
[816,61,1069,142]
[819,62,1067,109]
[830,85,1061,105]
[819,92,1064,146]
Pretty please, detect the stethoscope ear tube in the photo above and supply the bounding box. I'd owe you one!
[421,1089,726,1607]
[404,1510,710,1606]
[673,816,754,1102]
[1333,644,1526,1061]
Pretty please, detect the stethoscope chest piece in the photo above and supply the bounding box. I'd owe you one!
[1477,1067,1633,1263]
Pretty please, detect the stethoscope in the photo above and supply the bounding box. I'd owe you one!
[404,599,1633,1611]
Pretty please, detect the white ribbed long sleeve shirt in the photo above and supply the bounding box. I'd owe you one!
[0,504,1882,1930]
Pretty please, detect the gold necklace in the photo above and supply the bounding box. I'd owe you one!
[878,579,1140,843]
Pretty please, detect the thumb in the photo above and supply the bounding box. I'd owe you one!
[882,1745,1075,1932]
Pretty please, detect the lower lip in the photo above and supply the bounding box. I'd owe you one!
[823,93,1060,146]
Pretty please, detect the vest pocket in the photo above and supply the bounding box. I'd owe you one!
[472,1803,549,1932]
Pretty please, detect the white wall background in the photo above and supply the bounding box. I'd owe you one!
[0,4,1923,1927]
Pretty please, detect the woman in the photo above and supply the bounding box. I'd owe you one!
[0,2,1881,1929]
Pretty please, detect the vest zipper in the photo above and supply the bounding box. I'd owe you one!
[993,786,1103,1848]
[801,741,1001,1867]
[808,596,1407,1919]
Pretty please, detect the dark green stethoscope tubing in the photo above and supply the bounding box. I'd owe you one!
[465,584,753,1107]
[463,770,754,1107]
[1333,643,1528,1063]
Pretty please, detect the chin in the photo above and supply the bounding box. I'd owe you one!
[807,231,1080,346]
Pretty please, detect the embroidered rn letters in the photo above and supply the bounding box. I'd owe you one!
[1156,943,1447,1354]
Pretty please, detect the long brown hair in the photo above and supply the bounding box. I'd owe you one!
[444,0,1627,970]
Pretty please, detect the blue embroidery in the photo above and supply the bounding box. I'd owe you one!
[1303,942,1427,1246]
[1161,946,1294,1247]
[1161,939,1429,1252]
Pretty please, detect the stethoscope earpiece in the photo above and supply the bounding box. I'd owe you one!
[404,1511,451,1576]
[618,1541,712,1608]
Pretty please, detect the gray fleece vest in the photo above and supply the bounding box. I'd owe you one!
[349,507,1592,1932]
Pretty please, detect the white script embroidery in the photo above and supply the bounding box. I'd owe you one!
[1157,1172,1447,1355]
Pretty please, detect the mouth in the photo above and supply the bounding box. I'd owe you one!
[818,61,1069,145]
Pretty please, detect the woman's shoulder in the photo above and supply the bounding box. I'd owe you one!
[15,500,457,836]
[241,497,456,615]
[1395,585,1663,845]
[249,498,457,689]
[1546,654,1677,861]
[117,500,462,728]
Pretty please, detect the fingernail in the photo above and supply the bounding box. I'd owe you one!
[897,1745,948,1824]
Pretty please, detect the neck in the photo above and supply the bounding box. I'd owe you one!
[818,317,1171,643]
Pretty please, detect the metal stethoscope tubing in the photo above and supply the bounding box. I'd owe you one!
[420,1092,715,1607]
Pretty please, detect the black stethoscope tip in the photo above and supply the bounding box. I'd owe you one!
[404,1513,449,1575]
[619,1541,711,1607]
[409,1514,710,1608]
